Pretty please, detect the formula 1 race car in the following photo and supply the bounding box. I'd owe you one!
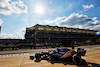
[30,48,86,65]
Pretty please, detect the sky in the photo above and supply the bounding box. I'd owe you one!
[0,0,100,39]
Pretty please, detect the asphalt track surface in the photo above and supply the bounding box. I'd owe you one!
[0,46,100,57]
[0,45,100,67]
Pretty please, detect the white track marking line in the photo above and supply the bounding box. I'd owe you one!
[0,53,35,57]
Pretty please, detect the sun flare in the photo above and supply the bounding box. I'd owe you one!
[35,5,45,15]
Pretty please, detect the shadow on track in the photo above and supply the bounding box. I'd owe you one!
[49,59,100,67]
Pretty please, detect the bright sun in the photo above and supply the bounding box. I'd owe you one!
[35,5,45,15]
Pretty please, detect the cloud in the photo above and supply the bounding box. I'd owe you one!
[0,18,3,26]
[49,1,52,4]
[0,28,26,39]
[44,16,66,24]
[82,4,94,11]
[45,13,100,34]
[23,18,28,21]
[0,0,28,15]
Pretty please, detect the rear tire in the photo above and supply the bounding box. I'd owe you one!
[72,54,82,65]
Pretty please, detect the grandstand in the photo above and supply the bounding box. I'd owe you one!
[24,24,98,47]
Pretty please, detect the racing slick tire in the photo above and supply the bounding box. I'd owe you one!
[72,54,82,65]
[35,54,41,62]
[30,56,34,60]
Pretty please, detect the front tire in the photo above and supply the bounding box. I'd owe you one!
[30,56,34,60]
[35,54,41,62]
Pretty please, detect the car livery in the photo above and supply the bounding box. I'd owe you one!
[60,49,75,58]
[30,48,86,65]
